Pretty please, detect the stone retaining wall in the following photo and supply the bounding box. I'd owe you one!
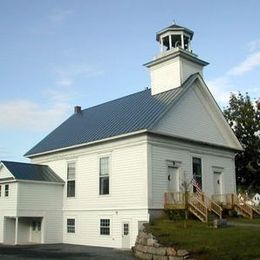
[133,231,191,260]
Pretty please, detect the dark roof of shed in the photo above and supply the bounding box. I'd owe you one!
[1,161,64,183]
[25,74,198,157]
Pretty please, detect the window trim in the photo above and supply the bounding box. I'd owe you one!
[66,218,76,233]
[100,218,111,236]
[4,184,9,197]
[67,161,76,198]
[99,156,111,196]
[192,156,202,192]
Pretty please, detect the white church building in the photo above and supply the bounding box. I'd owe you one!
[0,24,242,248]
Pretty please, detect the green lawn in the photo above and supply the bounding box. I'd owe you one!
[228,217,260,225]
[147,218,260,260]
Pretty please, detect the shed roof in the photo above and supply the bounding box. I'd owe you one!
[1,161,64,183]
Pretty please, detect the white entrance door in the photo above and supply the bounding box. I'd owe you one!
[214,172,222,195]
[31,220,41,243]
[168,166,179,192]
[122,222,130,248]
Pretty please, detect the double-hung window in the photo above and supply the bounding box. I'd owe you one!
[192,157,202,192]
[100,219,110,235]
[5,184,9,197]
[99,157,109,195]
[67,162,76,197]
[67,218,75,233]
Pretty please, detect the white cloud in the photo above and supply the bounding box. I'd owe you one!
[0,99,70,132]
[248,39,260,52]
[206,77,237,107]
[207,40,260,106]
[53,63,103,87]
[56,79,73,87]
[0,62,101,132]
[228,52,260,76]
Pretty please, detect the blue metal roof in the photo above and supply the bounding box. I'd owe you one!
[1,161,64,183]
[25,74,197,157]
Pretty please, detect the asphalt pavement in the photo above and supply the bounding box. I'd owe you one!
[0,243,136,259]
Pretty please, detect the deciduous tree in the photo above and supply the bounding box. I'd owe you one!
[223,92,260,192]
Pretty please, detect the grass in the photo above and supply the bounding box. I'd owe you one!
[228,217,260,225]
[146,218,260,260]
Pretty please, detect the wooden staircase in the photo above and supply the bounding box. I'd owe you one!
[252,206,260,217]
[233,194,260,219]
[164,192,260,222]
[188,195,208,222]
[188,193,222,223]
[164,192,223,223]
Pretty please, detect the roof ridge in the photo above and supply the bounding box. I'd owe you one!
[1,160,46,167]
[81,88,151,112]
[25,81,194,157]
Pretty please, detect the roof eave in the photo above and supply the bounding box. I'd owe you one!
[148,130,243,152]
[25,129,148,158]
[144,48,209,68]
[15,179,65,185]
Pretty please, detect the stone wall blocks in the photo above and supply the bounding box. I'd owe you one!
[167,247,177,256]
[177,249,189,257]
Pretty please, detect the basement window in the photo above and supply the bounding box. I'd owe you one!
[100,219,110,235]
[5,184,9,197]
[67,162,76,197]
[67,218,75,233]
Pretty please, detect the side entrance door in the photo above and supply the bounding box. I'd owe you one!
[31,219,41,243]
[122,222,130,248]
[213,171,222,195]
[168,166,179,192]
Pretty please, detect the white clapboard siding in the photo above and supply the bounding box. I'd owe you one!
[0,182,17,213]
[43,211,63,243]
[0,166,14,179]
[0,180,18,243]
[17,182,64,244]
[149,135,236,208]
[154,83,232,147]
[0,216,3,242]
[63,209,149,248]
[17,182,63,211]
[31,136,148,211]
[29,135,149,247]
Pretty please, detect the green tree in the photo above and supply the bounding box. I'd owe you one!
[223,92,260,192]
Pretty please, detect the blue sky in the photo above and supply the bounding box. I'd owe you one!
[0,0,260,162]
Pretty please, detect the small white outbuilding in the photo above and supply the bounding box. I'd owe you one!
[252,193,260,206]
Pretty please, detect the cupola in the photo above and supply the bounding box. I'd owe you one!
[144,23,209,95]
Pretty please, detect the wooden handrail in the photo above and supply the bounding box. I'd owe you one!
[233,194,254,219]
[188,195,208,222]
[164,192,185,206]
[202,193,222,219]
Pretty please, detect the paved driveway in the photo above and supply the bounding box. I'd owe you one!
[0,244,135,259]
